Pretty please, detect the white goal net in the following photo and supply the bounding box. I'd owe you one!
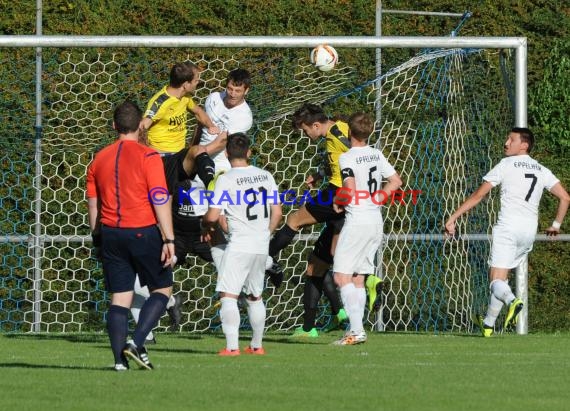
[0,40,516,333]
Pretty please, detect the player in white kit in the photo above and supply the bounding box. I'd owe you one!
[195,68,253,174]
[332,113,402,345]
[201,133,282,355]
[445,127,569,336]
[191,69,254,270]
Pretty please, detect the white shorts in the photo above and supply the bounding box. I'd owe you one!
[488,223,536,269]
[333,222,383,275]
[215,249,266,297]
[210,243,226,271]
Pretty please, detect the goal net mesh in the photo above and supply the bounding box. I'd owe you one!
[0,44,513,333]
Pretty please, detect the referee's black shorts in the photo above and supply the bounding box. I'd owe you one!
[101,224,173,293]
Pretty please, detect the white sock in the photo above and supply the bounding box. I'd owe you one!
[132,276,154,340]
[490,279,515,304]
[355,286,366,332]
[340,283,363,333]
[484,293,504,327]
[220,297,240,350]
[166,295,176,309]
[246,299,266,349]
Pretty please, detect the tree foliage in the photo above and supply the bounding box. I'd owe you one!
[529,37,570,153]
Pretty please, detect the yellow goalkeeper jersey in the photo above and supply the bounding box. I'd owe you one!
[144,86,196,153]
[325,120,351,187]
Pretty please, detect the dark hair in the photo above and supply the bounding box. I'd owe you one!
[113,100,142,134]
[226,132,250,160]
[169,61,198,88]
[349,112,374,141]
[291,102,329,129]
[511,127,534,153]
[227,68,251,89]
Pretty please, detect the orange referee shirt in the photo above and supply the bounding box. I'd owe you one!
[86,140,167,228]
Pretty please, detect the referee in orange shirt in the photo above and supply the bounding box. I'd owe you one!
[87,100,176,371]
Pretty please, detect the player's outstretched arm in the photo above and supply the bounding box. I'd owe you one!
[333,173,356,213]
[382,172,403,197]
[305,173,322,189]
[140,116,153,131]
[444,181,493,237]
[546,182,570,236]
[191,105,220,135]
[201,207,222,243]
[204,130,228,157]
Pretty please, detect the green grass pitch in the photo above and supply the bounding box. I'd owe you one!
[1,331,569,411]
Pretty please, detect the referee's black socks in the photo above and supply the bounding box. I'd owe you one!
[107,305,129,364]
[133,293,169,348]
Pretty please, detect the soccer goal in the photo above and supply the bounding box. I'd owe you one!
[0,34,527,334]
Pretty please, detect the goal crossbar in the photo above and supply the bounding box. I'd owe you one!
[0,35,526,49]
[0,34,529,132]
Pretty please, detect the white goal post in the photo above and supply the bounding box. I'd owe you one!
[0,34,532,334]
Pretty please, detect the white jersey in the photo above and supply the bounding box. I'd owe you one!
[338,145,397,224]
[484,155,559,226]
[200,91,253,173]
[210,165,279,254]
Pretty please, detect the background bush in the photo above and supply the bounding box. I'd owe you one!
[0,0,568,331]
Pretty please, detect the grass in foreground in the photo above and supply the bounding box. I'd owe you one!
[1,331,569,411]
